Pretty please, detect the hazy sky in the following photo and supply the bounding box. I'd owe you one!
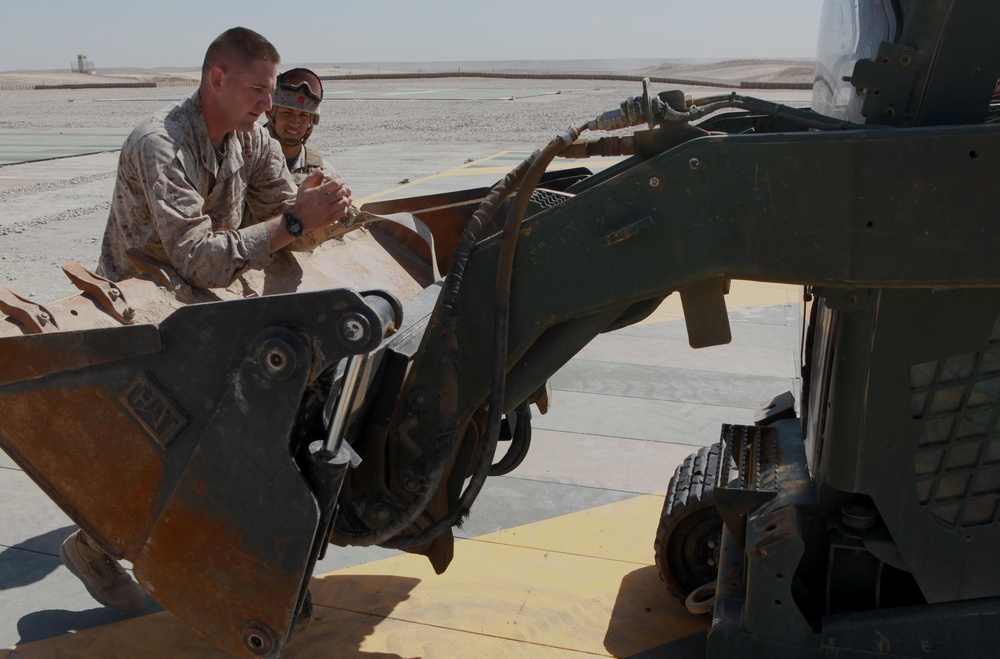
[1,0,824,71]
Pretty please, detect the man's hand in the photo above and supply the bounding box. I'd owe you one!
[264,169,354,253]
[292,169,354,233]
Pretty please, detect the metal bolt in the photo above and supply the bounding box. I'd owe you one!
[268,351,286,370]
[898,53,913,67]
[707,558,716,566]
[708,539,717,549]
[846,293,858,305]
[689,157,702,170]
[373,504,393,524]
[649,176,660,188]
[883,106,896,118]
[404,478,420,493]
[109,287,120,300]
[123,306,136,321]
[345,319,363,339]
[258,337,295,380]
[241,622,275,656]
[38,311,50,322]
[409,391,431,414]
[340,313,370,344]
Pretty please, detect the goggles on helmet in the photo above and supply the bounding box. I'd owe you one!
[271,67,323,125]
[278,68,323,101]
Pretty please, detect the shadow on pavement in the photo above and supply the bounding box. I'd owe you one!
[0,526,76,590]
[15,599,163,646]
[605,564,709,658]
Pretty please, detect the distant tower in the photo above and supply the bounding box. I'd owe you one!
[73,54,95,74]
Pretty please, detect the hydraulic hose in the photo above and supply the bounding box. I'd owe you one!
[383,86,866,549]
[687,93,868,130]
[340,81,852,551]
[587,84,867,132]
[383,123,587,550]
[336,154,537,547]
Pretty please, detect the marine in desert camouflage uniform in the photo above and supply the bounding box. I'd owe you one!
[264,67,332,184]
[96,29,351,290]
[63,26,353,611]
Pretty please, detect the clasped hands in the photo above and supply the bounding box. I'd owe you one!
[291,169,353,234]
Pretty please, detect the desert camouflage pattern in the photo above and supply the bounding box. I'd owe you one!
[287,144,328,186]
[97,91,296,289]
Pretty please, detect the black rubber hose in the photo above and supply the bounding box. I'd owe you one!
[489,401,532,477]
[687,93,868,130]
[383,124,586,549]
[335,154,537,547]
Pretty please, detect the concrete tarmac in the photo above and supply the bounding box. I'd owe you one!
[0,118,802,657]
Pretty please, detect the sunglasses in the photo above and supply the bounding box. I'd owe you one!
[278,68,323,102]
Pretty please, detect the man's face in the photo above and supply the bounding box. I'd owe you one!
[219,59,277,132]
[273,107,314,143]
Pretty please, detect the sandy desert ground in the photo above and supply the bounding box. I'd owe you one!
[0,61,813,302]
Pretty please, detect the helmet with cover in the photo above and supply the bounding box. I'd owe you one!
[266,67,323,146]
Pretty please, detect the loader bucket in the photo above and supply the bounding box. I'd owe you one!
[361,166,593,275]
[0,167,590,654]
[0,226,430,656]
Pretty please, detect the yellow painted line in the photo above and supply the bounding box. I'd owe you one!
[469,493,666,564]
[357,149,513,204]
[308,493,704,657]
[1,496,706,658]
[357,151,622,204]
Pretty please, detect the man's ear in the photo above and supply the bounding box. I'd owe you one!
[209,66,226,93]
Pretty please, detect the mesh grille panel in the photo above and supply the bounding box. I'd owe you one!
[529,189,571,210]
[910,328,1000,529]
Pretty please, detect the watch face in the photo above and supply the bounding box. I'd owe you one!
[285,211,303,237]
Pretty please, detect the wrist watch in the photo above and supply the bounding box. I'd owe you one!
[284,211,304,237]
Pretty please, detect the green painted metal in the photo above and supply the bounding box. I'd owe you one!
[343,1,1000,656]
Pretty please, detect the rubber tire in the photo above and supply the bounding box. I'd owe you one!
[654,443,724,604]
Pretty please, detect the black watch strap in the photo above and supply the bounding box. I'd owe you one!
[284,211,304,237]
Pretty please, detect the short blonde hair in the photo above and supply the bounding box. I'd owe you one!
[202,27,280,78]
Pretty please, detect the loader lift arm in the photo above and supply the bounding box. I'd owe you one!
[336,120,1000,571]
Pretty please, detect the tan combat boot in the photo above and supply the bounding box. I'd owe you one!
[59,529,145,610]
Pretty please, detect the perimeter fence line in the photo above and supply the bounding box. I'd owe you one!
[0,80,194,91]
[0,72,811,92]
[322,71,812,90]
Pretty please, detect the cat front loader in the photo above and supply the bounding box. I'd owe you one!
[2,0,1000,656]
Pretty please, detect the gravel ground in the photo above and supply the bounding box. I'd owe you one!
[0,78,643,141]
[0,78,810,301]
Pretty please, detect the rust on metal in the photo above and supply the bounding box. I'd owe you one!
[0,285,59,334]
[125,247,187,289]
[61,262,137,324]
[0,324,161,387]
[0,383,166,558]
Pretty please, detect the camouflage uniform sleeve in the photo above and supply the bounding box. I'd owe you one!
[243,132,297,227]
[139,135,273,289]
